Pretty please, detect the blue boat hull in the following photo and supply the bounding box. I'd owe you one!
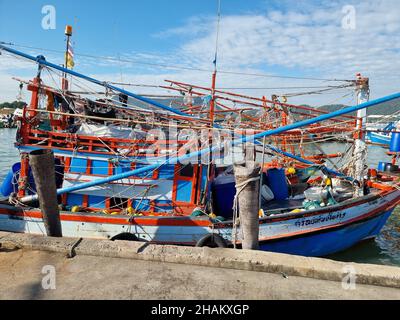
[259,209,393,257]
[1,184,398,258]
[367,132,391,145]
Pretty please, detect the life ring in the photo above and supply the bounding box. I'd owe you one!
[195,234,228,248]
[110,232,144,242]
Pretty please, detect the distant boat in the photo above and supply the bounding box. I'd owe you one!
[366,121,397,146]
[0,108,18,128]
[367,131,391,145]
[0,116,14,128]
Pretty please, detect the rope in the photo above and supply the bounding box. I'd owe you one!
[1,41,353,82]
[281,84,355,98]
[45,68,78,114]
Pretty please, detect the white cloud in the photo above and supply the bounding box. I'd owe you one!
[161,0,400,104]
[153,15,214,39]
[0,52,35,71]
[1,0,399,108]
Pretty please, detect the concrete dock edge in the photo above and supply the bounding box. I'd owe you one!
[1,231,399,289]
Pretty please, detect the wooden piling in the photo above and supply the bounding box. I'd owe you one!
[29,149,62,237]
[234,161,261,250]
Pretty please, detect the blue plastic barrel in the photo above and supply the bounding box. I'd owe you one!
[266,168,289,200]
[378,162,388,171]
[390,132,400,152]
[211,176,236,218]
[0,162,38,197]
[0,163,21,197]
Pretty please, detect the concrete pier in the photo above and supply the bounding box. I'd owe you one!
[0,231,399,300]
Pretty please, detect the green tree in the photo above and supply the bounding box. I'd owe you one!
[0,101,26,109]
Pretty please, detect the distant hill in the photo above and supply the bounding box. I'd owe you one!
[318,98,400,116]
[3,97,399,118]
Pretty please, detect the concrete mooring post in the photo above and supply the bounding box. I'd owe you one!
[234,161,261,250]
[29,149,62,237]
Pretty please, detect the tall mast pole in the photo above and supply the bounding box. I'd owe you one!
[210,71,217,126]
[209,0,221,127]
[62,25,73,91]
[352,73,370,196]
[205,0,221,210]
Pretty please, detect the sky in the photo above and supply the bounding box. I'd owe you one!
[0,0,399,106]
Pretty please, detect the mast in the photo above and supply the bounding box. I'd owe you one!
[352,73,370,195]
[209,0,221,127]
[62,25,73,91]
[209,71,217,125]
[205,0,221,205]
[18,58,44,198]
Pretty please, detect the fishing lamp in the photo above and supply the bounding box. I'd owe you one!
[65,25,73,36]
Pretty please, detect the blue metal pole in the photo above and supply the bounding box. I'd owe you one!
[1,44,341,176]
[19,89,400,202]
[2,45,334,167]
[0,44,192,117]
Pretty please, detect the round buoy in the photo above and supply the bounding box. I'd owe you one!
[71,206,82,213]
[287,167,296,175]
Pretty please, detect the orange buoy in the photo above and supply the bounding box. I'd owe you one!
[369,168,378,181]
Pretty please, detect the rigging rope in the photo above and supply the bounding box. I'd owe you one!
[1,41,354,82]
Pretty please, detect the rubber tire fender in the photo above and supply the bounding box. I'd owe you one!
[110,232,142,241]
[195,233,228,248]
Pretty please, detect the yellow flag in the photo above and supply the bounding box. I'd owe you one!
[65,39,75,69]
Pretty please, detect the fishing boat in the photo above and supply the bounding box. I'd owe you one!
[1,35,400,257]
[0,109,15,128]
[366,129,400,147]
[367,131,391,146]
[365,115,400,146]
[366,121,394,146]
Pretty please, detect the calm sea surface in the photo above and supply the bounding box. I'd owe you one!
[0,128,399,266]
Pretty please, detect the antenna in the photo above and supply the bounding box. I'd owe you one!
[213,0,222,72]
[210,0,222,125]
[206,0,222,194]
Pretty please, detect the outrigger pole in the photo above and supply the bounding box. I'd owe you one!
[19,89,400,203]
[0,44,350,175]
[0,44,192,118]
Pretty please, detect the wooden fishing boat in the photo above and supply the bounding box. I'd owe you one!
[1,177,399,257]
[366,118,400,147]
[367,131,391,146]
[1,42,400,257]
